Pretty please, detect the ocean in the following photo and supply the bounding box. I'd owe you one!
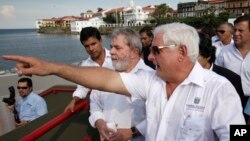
[0,29,111,71]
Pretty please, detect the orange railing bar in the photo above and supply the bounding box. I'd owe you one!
[39,86,76,97]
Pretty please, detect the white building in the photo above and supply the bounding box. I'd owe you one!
[70,17,105,33]
[123,0,149,26]
[35,19,43,29]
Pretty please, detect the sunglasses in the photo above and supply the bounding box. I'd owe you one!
[151,44,176,55]
[17,86,28,90]
[216,30,225,34]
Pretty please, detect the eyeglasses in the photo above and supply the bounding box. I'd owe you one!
[216,30,225,34]
[151,44,176,55]
[17,86,28,90]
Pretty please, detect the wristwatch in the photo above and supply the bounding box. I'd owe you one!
[131,127,141,138]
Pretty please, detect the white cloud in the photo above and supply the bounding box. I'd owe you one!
[0,5,15,19]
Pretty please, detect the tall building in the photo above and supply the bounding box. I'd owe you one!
[224,0,250,17]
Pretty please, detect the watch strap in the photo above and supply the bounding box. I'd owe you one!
[131,127,140,138]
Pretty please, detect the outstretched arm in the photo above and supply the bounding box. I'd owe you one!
[2,55,130,96]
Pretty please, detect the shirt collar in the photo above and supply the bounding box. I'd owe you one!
[181,61,205,87]
[209,63,213,71]
[86,48,111,66]
[130,59,153,73]
[21,92,35,105]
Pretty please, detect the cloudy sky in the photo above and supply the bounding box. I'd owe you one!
[0,0,194,29]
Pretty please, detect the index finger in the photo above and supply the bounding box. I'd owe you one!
[2,55,32,63]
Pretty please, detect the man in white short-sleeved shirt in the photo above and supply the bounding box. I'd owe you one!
[89,28,152,141]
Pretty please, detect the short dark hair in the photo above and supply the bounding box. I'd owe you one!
[139,26,153,38]
[198,33,216,64]
[80,27,101,44]
[234,15,250,31]
[18,77,33,87]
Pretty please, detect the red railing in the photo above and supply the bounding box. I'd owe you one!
[19,86,90,141]
[39,86,76,97]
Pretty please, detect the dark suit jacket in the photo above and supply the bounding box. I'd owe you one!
[142,45,155,69]
[212,64,248,121]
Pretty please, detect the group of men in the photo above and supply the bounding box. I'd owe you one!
[4,14,250,141]
[64,26,153,140]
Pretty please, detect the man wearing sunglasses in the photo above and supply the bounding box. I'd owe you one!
[213,22,234,58]
[9,77,47,127]
[3,22,245,140]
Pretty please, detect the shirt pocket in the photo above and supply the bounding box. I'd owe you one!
[178,112,205,141]
[21,103,35,117]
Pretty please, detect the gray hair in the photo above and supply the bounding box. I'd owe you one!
[111,28,142,54]
[218,22,234,33]
[154,23,199,63]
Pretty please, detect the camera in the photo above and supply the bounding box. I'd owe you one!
[2,86,21,123]
[2,86,16,105]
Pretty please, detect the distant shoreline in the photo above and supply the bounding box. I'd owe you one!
[37,25,153,35]
[0,28,36,30]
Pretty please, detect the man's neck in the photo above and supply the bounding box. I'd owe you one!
[221,38,232,45]
[93,48,106,66]
[236,44,250,58]
[21,92,31,99]
[125,58,140,73]
[165,62,195,99]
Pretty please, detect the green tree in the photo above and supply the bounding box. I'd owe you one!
[152,4,174,25]
[103,14,116,24]
[97,8,103,12]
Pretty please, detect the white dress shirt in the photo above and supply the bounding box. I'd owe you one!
[212,39,234,58]
[120,62,245,141]
[216,44,250,96]
[89,59,153,141]
[72,49,113,98]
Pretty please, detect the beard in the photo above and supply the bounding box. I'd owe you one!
[112,54,131,72]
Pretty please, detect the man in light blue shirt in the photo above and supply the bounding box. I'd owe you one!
[14,77,47,126]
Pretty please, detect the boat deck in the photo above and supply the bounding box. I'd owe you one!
[0,85,99,141]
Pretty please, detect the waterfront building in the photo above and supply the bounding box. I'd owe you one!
[123,0,149,26]
[177,2,196,18]
[176,0,250,18]
[225,0,250,17]
[35,16,80,29]
[35,19,43,29]
[142,5,156,21]
[195,0,209,17]
[208,0,225,16]
[35,18,57,28]
[80,10,94,19]
[73,0,151,33]
[70,17,105,33]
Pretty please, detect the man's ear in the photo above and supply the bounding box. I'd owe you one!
[178,45,188,62]
[131,48,140,59]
